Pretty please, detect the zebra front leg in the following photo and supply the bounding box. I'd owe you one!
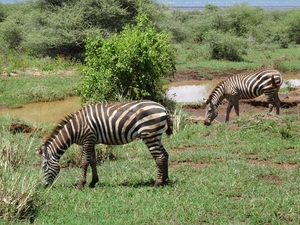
[88,147,99,188]
[226,103,234,122]
[275,93,281,115]
[77,161,88,190]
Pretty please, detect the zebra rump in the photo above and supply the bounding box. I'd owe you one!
[36,100,173,189]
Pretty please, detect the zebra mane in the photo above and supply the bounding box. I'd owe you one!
[44,114,74,145]
[207,80,226,103]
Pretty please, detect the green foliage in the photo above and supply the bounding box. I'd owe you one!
[0,3,7,23]
[80,14,176,103]
[279,9,300,44]
[0,0,163,58]
[0,18,23,49]
[203,30,247,61]
[225,3,266,37]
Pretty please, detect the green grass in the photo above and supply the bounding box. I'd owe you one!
[1,113,300,224]
[0,73,81,108]
[175,43,300,74]
[1,45,300,224]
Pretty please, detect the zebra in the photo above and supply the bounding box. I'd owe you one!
[204,69,283,126]
[36,100,173,189]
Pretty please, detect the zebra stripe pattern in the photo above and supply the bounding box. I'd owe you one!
[36,100,173,189]
[204,69,283,125]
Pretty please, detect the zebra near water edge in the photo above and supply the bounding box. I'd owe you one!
[204,69,283,126]
[36,100,173,189]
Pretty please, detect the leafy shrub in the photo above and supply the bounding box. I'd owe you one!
[226,3,266,37]
[0,19,23,49]
[158,19,189,42]
[203,30,247,61]
[279,9,300,44]
[79,14,176,103]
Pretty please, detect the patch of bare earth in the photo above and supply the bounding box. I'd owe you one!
[169,160,212,169]
[8,119,43,134]
[249,159,297,171]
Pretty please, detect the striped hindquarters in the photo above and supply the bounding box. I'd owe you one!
[228,69,283,99]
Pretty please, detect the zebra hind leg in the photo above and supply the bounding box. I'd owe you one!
[77,162,88,190]
[154,146,169,187]
[266,93,280,114]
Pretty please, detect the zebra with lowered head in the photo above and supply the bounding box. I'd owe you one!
[204,69,283,126]
[36,100,173,189]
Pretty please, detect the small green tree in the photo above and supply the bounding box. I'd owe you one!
[203,30,247,61]
[79,14,176,103]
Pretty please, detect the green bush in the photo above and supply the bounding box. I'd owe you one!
[79,14,176,103]
[0,19,23,49]
[280,9,300,44]
[203,30,247,61]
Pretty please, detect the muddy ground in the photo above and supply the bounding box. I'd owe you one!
[174,69,300,123]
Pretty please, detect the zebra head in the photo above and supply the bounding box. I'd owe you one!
[204,100,218,126]
[36,144,60,187]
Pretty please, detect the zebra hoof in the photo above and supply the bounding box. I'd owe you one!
[76,183,84,190]
[89,182,97,188]
[154,180,168,187]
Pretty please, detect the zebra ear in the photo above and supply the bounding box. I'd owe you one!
[204,98,210,104]
[36,147,42,155]
[36,144,46,155]
[41,144,47,154]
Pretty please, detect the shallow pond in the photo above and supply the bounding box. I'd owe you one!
[0,96,81,124]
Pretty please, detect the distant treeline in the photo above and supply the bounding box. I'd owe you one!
[0,1,300,60]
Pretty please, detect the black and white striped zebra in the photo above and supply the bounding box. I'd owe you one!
[36,100,173,189]
[204,69,283,126]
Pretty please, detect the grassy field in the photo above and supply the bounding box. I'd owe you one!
[1,113,300,224]
[0,46,300,224]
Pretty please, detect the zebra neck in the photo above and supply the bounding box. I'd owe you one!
[46,127,74,158]
[209,83,226,107]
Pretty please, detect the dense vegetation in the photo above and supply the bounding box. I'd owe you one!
[0,0,300,224]
[80,14,176,103]
[1,2,300,59]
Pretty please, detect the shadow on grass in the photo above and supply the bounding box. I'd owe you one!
[93,179,177,188]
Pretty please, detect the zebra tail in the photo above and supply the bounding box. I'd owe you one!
[271,75,280,87]
[165,114,173,136]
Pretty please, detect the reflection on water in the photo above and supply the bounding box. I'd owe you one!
[0,96,81,124]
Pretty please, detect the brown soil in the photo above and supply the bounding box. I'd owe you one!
[8,119,43,134]
[173,68,300,122]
